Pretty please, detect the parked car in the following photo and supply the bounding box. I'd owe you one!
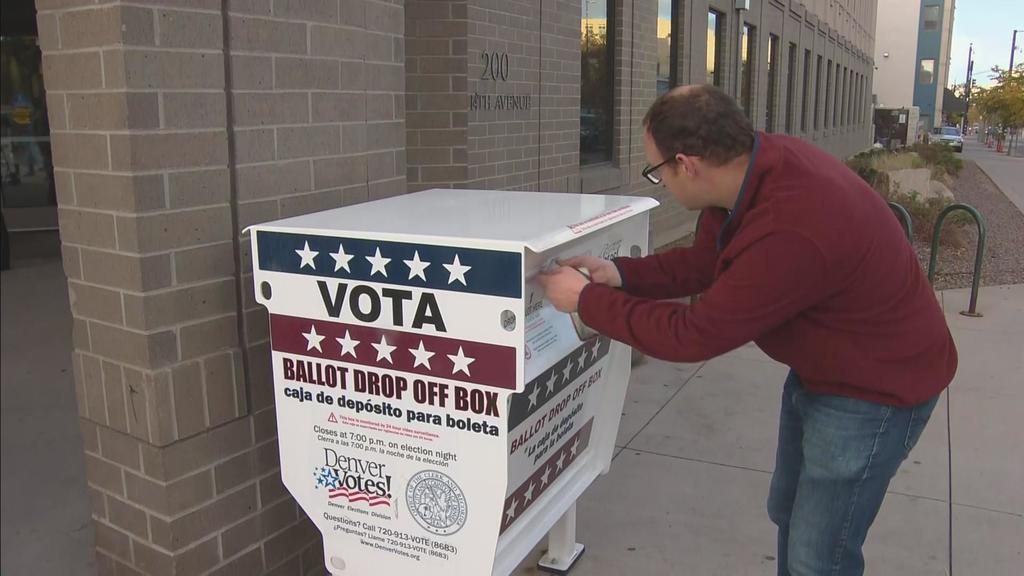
[933,126,964,152]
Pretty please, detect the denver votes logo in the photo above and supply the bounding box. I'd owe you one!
[406,470,468,536]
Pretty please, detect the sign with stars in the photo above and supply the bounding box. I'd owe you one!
[248,188,656,576]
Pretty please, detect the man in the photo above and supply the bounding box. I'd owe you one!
[538,85,957,576]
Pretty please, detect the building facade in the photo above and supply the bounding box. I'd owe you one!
[872,0,955,131]
[14,0,876,574]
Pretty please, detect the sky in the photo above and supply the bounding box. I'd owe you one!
[948,0,1024,88]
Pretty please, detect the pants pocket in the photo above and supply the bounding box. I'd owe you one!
[903,395,940,452]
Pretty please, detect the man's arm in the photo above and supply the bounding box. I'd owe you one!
[578,231,828,363]
[613,209,720,299]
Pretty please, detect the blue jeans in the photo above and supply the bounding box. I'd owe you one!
[767,370,939,576]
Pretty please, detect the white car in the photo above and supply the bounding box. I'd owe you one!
[933,126,964,152]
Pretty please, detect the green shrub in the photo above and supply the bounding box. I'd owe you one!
[910,142,964,179]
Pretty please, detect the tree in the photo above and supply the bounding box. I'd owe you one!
[973,65,1024,152]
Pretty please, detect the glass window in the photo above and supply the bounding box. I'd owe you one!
[919,59,935,85]
[814,55,822,130]
[923,5,941,31]
[656,0,677,96]
[825,59,832,129]
[581,0,614,165]
[802,49,811,132]
[833,62,840,128]
[785,42,797,133]
[841,67,848,126]
[707,11,724,86]
[766,33,779,132]
[741,24,755,118]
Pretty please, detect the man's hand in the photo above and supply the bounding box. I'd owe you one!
[558,255,622,288]
[536,266,591,313]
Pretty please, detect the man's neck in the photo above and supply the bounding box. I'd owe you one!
[709,153,754,210]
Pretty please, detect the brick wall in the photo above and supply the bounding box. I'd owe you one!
[39,0,405,574]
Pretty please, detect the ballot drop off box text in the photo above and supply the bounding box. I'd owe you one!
[249,189,658,575]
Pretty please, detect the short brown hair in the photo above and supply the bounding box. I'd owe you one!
[642,85,754,166]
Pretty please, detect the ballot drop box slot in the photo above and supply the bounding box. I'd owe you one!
[249,189,658,575]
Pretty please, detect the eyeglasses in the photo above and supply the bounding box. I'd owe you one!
[641,157,678,185]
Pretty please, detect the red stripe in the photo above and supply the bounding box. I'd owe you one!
[270,313,517,390]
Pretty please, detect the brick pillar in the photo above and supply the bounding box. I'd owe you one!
[38,1,405,574]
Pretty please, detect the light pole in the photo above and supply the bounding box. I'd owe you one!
[962,43,973,134]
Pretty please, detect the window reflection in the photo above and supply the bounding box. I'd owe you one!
[707,11,723,86]
[656,0,676,96]
[1,37,55,212]
[581,0,614,165]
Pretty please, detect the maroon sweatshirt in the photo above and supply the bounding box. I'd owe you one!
[579,133,957,406]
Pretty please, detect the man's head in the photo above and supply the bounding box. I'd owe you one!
[642,85,755,210]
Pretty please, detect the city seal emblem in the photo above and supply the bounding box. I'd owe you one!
[405,470,468,536]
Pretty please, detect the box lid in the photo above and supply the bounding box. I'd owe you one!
[254,189,659,253]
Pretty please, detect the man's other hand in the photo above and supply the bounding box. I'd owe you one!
[536,266,591,313]
[558,256,622,288]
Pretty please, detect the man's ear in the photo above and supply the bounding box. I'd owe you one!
[676,153,696,178]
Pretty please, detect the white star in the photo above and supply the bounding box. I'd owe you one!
[366,247,391,277]
[523,481,536,503]
[555,451,566,472]
[586,341,599,362]
[404,251,431,281]
[330,243,354,273]
[372,335,396,363]
[295,241,318,270]
[448,347,475,376]
[409,340,435,369]
[443,254,471,286]
[527,384,540,408]
[570,437,580,457]
[540,465,552,487]
[505,498,518,523]
[302,325,325,352]
[561,361,573,385]
[335,330,360,358]
[539,373,553,397]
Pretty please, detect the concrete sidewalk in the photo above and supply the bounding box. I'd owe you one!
[961,139,1024,214]
[3,257,1023,575]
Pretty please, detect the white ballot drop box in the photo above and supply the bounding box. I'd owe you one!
[248,189,658,575]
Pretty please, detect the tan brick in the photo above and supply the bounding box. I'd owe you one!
[69,281,124,325]
[123,279,236,331]
[365,0,403,34]
[171,361,207,438]
[368,176,404,200]
[273,0,338,21]
[210,547,263,576]
[74,317,92,353]
[235,128,276,164]
[366,150,397,179]
[259,471,288,506]
[82,353,109,424]
[274,56,340,90]
[263,517,317,568]
[60,5,154,49]
[221,498,296,558]
[45,92,66,130]
[214,451,256,494]
[36,12,61,51]
[420,165,466,183]
[178,535,222,574]
[229,15,307,55]
[94,520,133,562]
[132,539,173,576]
[81,418,101,454]
[89,322,179,370]
[265,555,301,576]
[42,52,103,91]
[62,243,83,280]
[367,95,396,121]
[168,484,258,548]
[238,199,280,231]
[105,49,224,90]
[103,361,130,432]
[110,131,227,171]
[366,62,403,91]
[125,469,214,517]
[51,133,109,171]
[339,0,366,27]
[312,155,366,188]
[149,370,177,445]
[84,453,125,496]
[98,425,142,472]
[406,111,451,129]
[277,125,340,160]
[162,92,227,129]
[365,120,403,152]
[156,9,223,49]
[181,315,239,360]
[174,242,236,284]
[279,189,345,219]
[154,417,253,481]
[75,173,166,213]
[229,54,273,90]
[340,60,365,90]
[116,206,233,254]
[341,124,366,155]
[244,307,270,342]
[237,160,312,201]
[204,352,240,426]
[228,0,272,15]
[310,25,364,59]
[81,249,173,292]
[232,93,309,127]
[247,343,274,411]
[311,93,364,123]
[168,168,231,209]
[90,487,108,520]
[123,368,152,442]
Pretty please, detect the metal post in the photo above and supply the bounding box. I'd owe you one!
[962,44,973,134]
[1010,30,1018,73]
[928,204,987,317]
[537,503,586,574]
